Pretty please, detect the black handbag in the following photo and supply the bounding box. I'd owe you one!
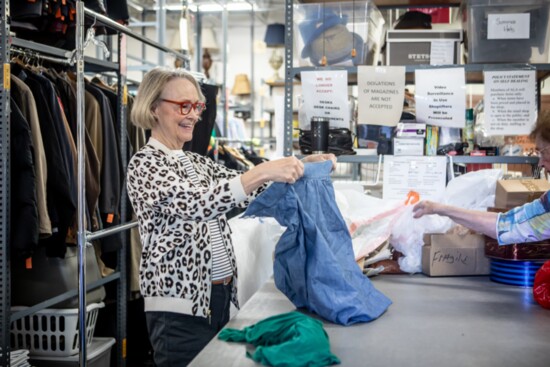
[298,128,356,156]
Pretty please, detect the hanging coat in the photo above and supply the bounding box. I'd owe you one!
[243,160,392,325]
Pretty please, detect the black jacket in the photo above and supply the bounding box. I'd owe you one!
[10,100,39,259]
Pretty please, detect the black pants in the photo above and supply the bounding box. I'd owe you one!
[145,283,232,367]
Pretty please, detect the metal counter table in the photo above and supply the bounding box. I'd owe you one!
[190,275,550,367]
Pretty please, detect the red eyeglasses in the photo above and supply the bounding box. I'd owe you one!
[160,99,206,115]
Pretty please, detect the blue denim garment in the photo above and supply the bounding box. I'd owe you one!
[243,160,392,325]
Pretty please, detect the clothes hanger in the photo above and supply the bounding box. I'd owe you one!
[69,15,110,64]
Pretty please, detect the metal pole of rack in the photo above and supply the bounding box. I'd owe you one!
[87,221,139,242]
[0,0,11,364]
[222,2,229,136]
[249,6,255,140]
[283,0,294,157]
[75,1,89,366]
[83,7,189,63]
[157,0,167,66]
[117,31,129,366]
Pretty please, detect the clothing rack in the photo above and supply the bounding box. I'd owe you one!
[10,47,74,66]
[0,0,183,365]
[0,3,253,366]
[211,137,270,165]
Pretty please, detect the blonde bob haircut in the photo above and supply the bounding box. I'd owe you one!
[131,67,206,130]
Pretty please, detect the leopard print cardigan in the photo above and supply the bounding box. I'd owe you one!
[127,138,265,318]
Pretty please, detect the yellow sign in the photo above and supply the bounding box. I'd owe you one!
[3,64,10,90]
[123,85,128,105]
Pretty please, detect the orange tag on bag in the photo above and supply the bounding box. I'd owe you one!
[26,257,32,269]
[106,213,114,224]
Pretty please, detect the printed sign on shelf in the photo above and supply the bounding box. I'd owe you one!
[382,155,447,201]
[415,68,466,128]
[484,70,537,136]
[301,70,350,129]
[357,66,405,126]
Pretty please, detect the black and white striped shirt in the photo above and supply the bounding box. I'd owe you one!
[174,151,233,281]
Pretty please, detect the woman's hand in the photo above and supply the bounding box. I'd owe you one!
[412,200,439,218]
[263,156,305,184]
[302,153,337,171]
[240,156,304,194]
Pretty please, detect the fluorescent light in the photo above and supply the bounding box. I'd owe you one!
[130,1,255,13]
[189,2,255,13]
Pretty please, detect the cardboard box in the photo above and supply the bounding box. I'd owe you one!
[422,233,490,276]
[494,179,550,208]
[395,122,426,138]
[393,137,424,156]
[386,30,462,66]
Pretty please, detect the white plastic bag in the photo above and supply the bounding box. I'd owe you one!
[390,169,503,273]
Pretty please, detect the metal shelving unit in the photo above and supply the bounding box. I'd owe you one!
[0,2,190,366]
[0,0,11,365]
[283,0,549,170]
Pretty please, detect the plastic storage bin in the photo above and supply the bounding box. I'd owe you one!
[11,244,106,308]
[461,0,550,63]
[10,302,104,357]
[29,337,115,367]
[386,30,462,65]
[293,1,374,67]
[489,258,545,287]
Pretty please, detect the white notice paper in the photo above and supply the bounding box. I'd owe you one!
[415,68,466,128]
[382,156,447,201]
[484,70,537,136]
[488,13,530,40]
[301,70,349,128]
[357,66,405,126]
[430,41,455,65]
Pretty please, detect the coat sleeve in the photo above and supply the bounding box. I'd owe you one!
[497,191,550,245]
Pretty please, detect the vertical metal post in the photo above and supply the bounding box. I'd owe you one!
[283,0,294,156]
[222,1,228,136]
[75,1,88,366]
[250,7,255,139]
[141,10,147,79]
[195,11,202,73]
[157,0,167,66]
[0,0,11,365]
[117,32,129,367]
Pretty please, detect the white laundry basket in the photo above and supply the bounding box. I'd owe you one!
[10,302,104,357]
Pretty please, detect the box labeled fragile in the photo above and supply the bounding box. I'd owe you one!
[494,179,550,208]
[422,233,490,276]
[386,30,462,65]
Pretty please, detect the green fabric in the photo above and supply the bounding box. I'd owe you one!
[218,311,340,367]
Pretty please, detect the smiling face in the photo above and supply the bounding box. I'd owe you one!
[151,78,201,149]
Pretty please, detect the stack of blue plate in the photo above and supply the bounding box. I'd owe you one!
[490,258,545,287]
